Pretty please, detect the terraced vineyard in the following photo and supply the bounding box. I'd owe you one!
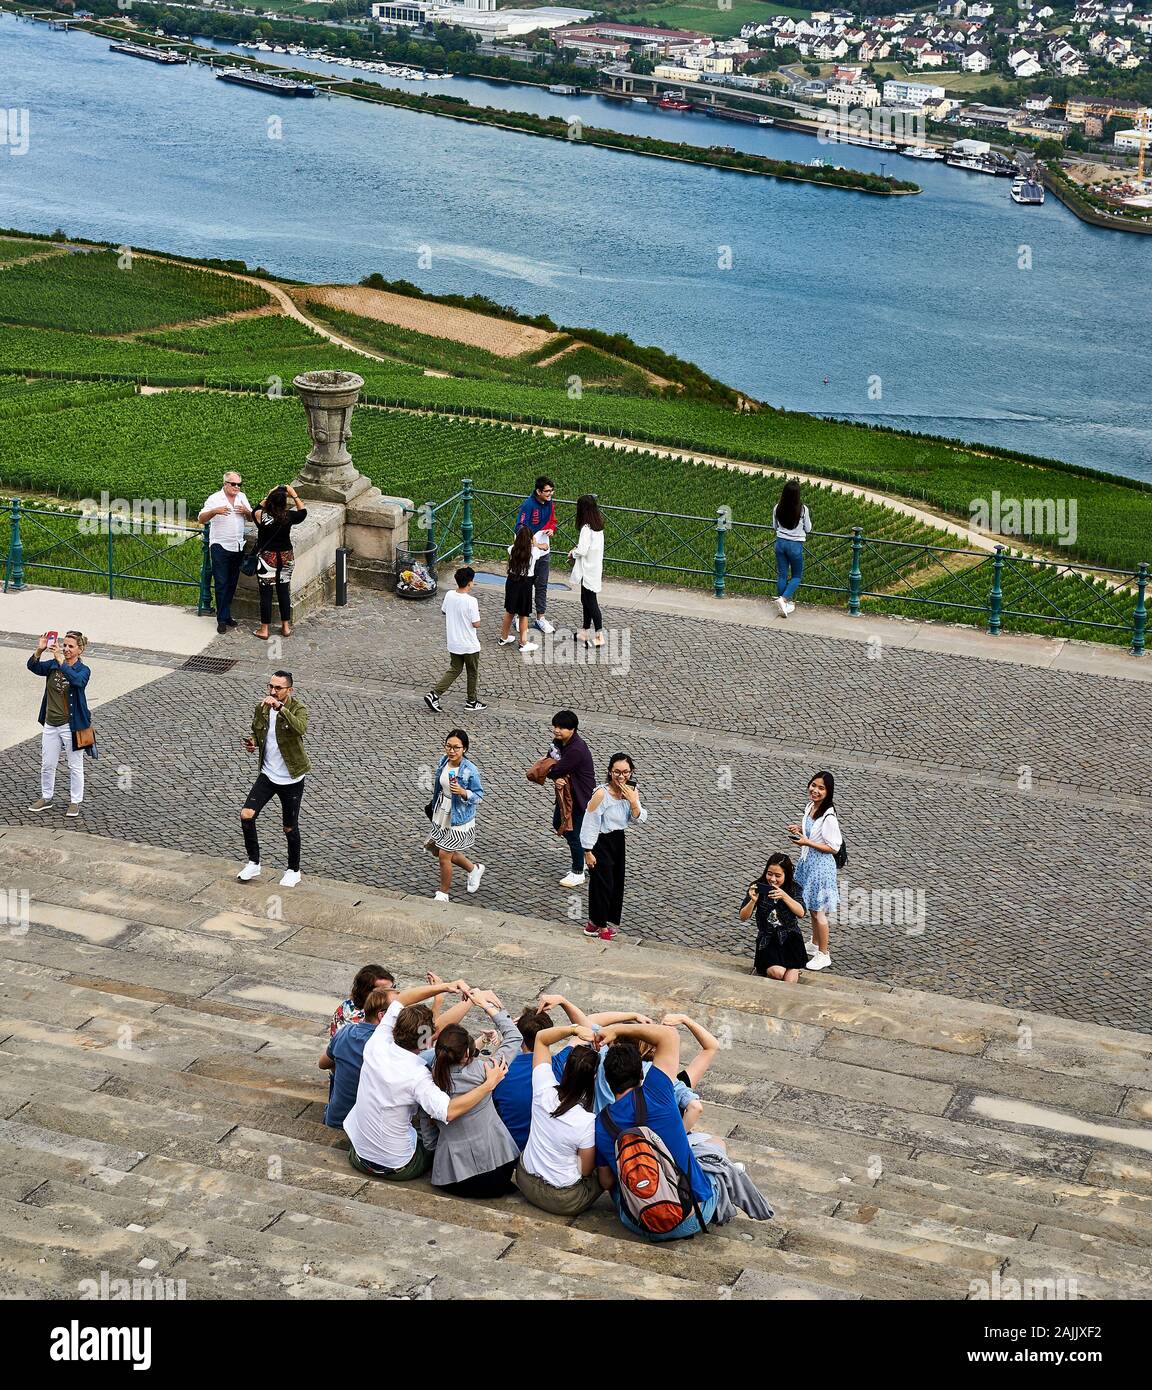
[0,251,269,334]
[0,236,60,266]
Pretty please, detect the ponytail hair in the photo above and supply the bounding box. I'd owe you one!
[432,1024,476,1094]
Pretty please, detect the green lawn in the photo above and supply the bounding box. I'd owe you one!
[597,1,810,40]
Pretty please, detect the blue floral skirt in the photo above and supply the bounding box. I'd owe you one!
[794,849,839,915]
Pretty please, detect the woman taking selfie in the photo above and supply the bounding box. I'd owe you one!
[580,753,648,943]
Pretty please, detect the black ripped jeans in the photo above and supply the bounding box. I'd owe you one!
[242,773,305,870]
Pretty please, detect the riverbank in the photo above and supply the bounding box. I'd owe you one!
[1041,164,1152,236]
[66,16,917,196]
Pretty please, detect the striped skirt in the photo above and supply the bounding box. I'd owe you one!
[429,820,476,855]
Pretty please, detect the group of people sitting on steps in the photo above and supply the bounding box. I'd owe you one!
[320,965,773,1241]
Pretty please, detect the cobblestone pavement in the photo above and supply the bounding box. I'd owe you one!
[1,583,1149,1032]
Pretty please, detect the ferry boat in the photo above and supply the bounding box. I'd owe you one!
[945,152,1014,176]
[216,67,317,97]
[108,41,188,65]
[1010,176,1045,205]
[901,144,943,160]
[824,132,897,150]
[657,90,691,110]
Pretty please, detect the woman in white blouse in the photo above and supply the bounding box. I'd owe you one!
[569,494,606,648]
[773,479,812,619]
[788,770,843,972]
[515,1021,602,1217]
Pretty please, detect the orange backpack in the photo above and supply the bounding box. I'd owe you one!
[602,1086,707,1236]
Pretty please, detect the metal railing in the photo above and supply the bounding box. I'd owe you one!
[1,498,214,612]
[417,481,1149,655]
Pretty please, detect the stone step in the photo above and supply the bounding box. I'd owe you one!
[1,932,230,998]
[816,1028,1129,1119]
[61,972,324,1037]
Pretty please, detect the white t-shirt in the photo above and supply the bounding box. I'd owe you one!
[262,709,302,786]
[520,1062,596,1188]
[342,1001,450,1169]
[202,488,252,550]
[442,590,481,655]
[773,505,812,544]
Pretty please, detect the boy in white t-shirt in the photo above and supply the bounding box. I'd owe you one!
[425,567,486,713]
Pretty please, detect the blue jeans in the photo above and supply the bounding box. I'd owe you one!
[613,1176,720,1242]
[775,538,804,601]
[210,544,242,625]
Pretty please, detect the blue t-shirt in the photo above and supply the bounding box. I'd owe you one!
[594,1066,713,1209]
[493,1047,571,1151]
[593,1054,696,1115]
[324,1020,376,1128]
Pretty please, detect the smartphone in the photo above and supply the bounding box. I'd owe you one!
[43,630,58,649]
[626,777,638,788]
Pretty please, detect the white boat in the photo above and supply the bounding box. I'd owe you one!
[758,115,775,125]
[1011,176,1045,205]
[902,144,943,160]
[824,132,897,150]
[631,96,648,103]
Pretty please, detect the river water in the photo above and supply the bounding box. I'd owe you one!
[2,16,1150,479]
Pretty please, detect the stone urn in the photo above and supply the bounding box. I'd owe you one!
[291,370,373,504]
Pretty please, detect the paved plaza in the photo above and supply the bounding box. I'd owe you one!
[1,579,1149,1032]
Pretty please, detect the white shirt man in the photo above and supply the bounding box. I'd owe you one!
[199,475,253,550]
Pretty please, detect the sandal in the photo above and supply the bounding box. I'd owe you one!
[252,631,269,641]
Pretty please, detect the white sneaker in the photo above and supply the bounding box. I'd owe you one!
[466,863,485,894]
[536,616,555,635]
[434,891,450,903]
[775,596,788,617]
[784,601,796,615]
[806,951,832,972]
[518,641,538,653]
[498,635,518,646]
[279,869,301,888]
[559,871,586,888]
[237,861,262,882]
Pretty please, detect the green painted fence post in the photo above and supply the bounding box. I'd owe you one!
[714,507,727,599]
[5,498,24,593]
[107,507,115,600]
[848,526,864,616]
[461,478,473,564]
[988,545,1005,636]
[197,523,213,616]
[426,503,436,558]
[1133,562,1148,657]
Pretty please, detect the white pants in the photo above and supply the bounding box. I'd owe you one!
[41,725,84,804]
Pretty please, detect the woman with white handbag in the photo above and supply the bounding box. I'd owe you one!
[568,494,605,647]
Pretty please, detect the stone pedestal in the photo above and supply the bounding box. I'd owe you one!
[292,370,374,505]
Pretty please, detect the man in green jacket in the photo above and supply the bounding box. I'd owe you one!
[238,669,311,888]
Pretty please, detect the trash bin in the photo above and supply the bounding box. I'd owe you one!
[394,543,438,601]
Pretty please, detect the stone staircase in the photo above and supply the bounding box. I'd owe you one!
[0,824,1150,1301]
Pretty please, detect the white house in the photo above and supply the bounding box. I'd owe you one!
[962,47,992,71]
[882,79,947,105]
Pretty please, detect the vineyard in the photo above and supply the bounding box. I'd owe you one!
[0,251,269,334]
[0,237,60,266]
[0,245,1147,639]
[305,304,661,395]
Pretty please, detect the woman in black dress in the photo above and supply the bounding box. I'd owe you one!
[739,853,807,982]
[251,484,307,640]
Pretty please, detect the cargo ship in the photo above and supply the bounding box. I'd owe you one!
[657,90,691,111]
[108,41,189,65]
[216,67,317,97]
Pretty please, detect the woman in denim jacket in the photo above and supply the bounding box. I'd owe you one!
[424,728,486,903]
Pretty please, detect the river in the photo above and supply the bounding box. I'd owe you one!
[2,15,1150,480]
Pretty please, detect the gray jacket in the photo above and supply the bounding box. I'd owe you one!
[690,1137,774,1225]
[427,1010,522,1186]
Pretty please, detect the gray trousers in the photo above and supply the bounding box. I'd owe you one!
[533,555,550,616]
